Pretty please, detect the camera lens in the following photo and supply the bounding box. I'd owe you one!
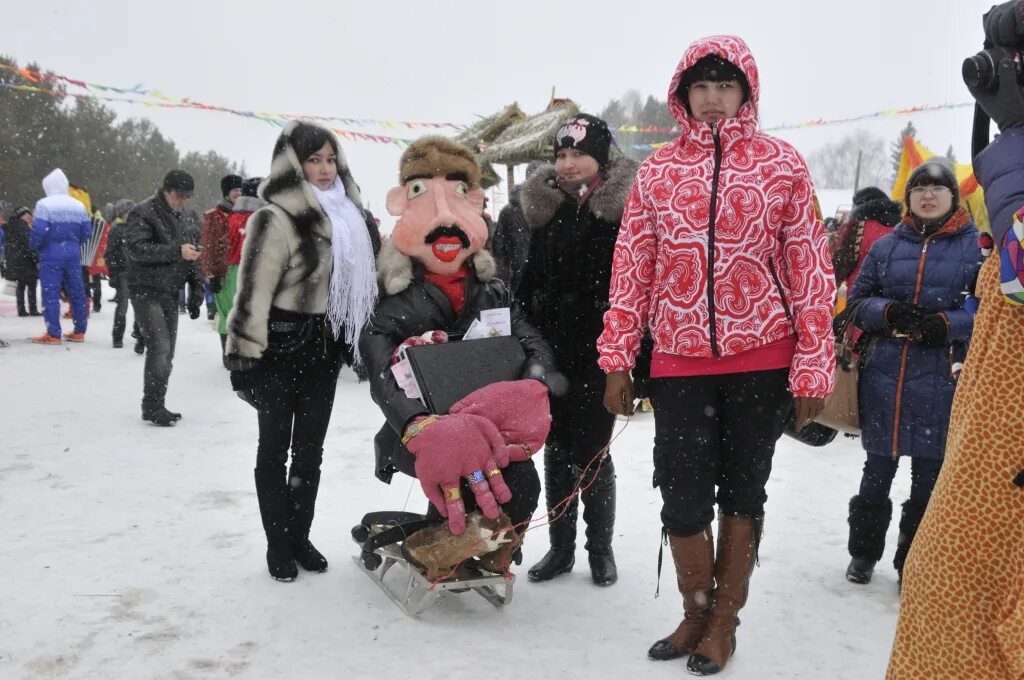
[963,52,997,90]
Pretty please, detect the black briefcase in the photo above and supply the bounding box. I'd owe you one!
[403,336,526,414]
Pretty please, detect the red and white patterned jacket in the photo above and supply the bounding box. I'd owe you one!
[596,35,836,398]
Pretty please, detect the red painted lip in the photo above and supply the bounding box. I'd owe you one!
[431,236,464,263]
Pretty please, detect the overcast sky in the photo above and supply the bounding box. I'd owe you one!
[2,0,996,222]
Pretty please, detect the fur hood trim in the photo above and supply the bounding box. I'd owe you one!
[376,239,496,295]
[258,121,364,238]
[519,154,638,229]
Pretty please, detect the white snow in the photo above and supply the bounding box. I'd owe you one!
[0,285,909,679]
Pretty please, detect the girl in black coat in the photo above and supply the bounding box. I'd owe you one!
[516,114,639,586]
[3,207,40,316]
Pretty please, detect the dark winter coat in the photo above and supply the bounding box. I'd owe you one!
[850,210,981,459]
[2,217,37,282]
[831,194,903,287]
[359,244,556,484]
[517,154,638,381]
[124,191,204,297]
[491,186,532,294]
[974,126,1024,252]
[104,217,129,279]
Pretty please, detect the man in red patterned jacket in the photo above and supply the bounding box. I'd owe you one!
[598,35,835,676]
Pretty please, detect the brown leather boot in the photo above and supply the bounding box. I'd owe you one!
[687,514,761,676]
[648,525,715,660]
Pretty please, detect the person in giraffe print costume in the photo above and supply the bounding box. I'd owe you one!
[887,2,1024,675]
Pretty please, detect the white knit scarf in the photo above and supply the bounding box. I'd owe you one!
[309,177,377,363]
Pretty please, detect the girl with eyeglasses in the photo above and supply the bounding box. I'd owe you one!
[844,161,980,587]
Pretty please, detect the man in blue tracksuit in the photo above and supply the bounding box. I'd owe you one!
[29,169,92,344]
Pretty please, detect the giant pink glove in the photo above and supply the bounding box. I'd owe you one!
[450,380,552,466]
[405,413,513,535]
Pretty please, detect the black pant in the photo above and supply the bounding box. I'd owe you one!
[131,291,179,412]
[543,377,617,549]
[859,453,941,507]
[111,282,140,342]
[16,279,38,314]
[651,369,792,537]
[251,319,345,546]
[82,267,101,310]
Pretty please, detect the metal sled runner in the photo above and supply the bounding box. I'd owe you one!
[351,511,515,616]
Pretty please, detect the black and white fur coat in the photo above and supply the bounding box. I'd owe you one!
[226,122,381,362]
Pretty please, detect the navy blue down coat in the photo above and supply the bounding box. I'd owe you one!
[849,209,980,460]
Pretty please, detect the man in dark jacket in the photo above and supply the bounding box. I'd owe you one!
[125,170,204,426]
[104,199,140,349]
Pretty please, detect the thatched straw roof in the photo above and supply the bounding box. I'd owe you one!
[454,103,526,152]
[478,100,580,166]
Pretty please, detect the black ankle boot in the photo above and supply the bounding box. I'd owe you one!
[266,545,297,582]
[893,499,927,580]
[846,494,892,584]
[846,557,877,584]
[588,551,617,586]
[292,539,328,572]
[528,547,575,581]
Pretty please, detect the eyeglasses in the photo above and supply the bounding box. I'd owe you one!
[909,185,951,197]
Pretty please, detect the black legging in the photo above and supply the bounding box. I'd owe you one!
[858,454,941,507]
[16,279,38,313]
[650,369,793,537]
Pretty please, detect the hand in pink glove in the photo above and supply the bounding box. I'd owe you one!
[404,413,513,535]
[449,380,552,466]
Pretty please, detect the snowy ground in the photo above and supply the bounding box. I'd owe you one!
[0,284,909,680]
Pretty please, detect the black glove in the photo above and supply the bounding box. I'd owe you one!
[187,301,202,320]
[230,368,260,409]
[885,301,927,335]
[917,314,949,347]
[522,360,570,398]
[984,1,1024,49]
[108,273,121,290]
[209,277,223,294]
[967,54,1024,131]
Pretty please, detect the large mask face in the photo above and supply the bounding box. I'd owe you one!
[386,177,488,275]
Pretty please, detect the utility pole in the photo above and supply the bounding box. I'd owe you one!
[853,150,863,192]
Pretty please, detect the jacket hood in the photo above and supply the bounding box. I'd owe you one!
[667,35,760,142]
[519,153,639,229]
[42,169,70,197]
[376,238,496,296]
[849,195,903,228]
[259,121,364,225]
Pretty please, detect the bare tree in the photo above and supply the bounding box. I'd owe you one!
[806,129,890,190]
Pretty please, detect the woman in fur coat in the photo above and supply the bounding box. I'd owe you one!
[516,113,639,587]
[226,122,381,581]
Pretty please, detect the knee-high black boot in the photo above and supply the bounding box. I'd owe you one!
[892,499,927,584]
[846,495,893,584]
[288,467,327,573]
[528,448,578,581]
[254,466,297,582]
[581,457,617,586]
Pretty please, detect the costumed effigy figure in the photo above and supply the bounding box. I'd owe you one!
[355,136,560,613]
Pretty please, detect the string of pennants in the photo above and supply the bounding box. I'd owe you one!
[1,63,974,152]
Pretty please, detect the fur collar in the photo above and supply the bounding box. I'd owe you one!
[519,153,638,228]
[258,121,364,238]
[376,238,497,295]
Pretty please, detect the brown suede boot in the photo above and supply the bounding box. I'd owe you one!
[687,514,760,676]
[647,525,715,661]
